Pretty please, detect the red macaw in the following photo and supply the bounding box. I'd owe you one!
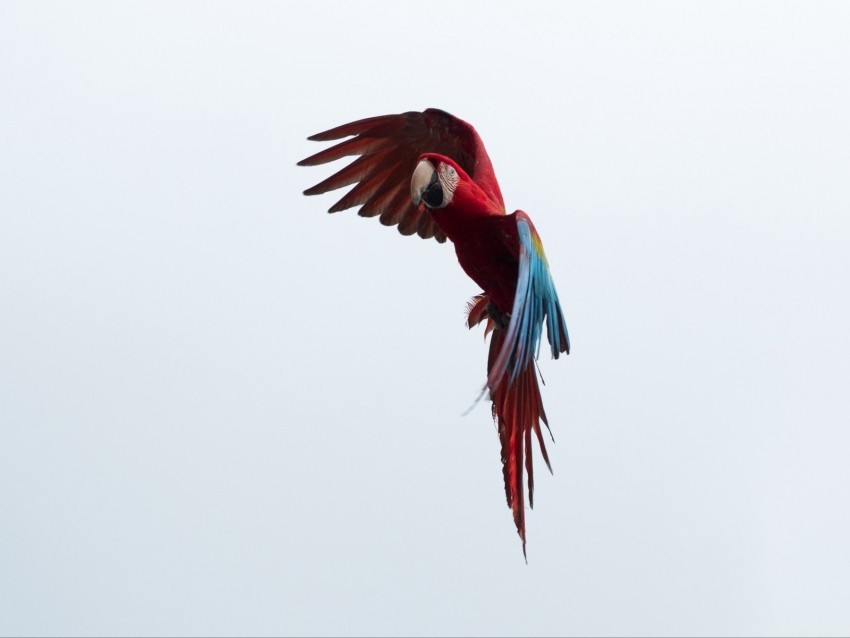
[299,108,570,557]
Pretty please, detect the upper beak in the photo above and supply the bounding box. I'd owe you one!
[411,159,438,207]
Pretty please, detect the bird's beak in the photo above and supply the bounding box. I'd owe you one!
[411,159,438,207]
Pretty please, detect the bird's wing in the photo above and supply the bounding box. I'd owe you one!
[477,212,568,558]
[488,211,570,392]
[298,108,505,243]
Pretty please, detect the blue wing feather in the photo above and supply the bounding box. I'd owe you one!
[487,214,569,393]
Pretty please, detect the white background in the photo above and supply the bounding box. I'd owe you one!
[2,2,849,635]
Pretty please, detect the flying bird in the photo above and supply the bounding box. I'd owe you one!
[298,108,570,557]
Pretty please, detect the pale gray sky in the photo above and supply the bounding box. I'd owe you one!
[2,2,849,636]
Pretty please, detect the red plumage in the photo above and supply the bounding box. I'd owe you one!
[300,109,569,558]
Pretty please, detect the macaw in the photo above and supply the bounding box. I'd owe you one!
[299,108,569,557]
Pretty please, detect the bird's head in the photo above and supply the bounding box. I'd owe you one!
[410,154,464,210]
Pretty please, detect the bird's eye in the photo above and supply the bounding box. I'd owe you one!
[437,163,459,205]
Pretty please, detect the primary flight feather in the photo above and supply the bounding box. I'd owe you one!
[299,108,570,557]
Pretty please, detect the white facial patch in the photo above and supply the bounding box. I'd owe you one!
[438,163,459,204]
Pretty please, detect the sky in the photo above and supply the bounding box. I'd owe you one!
[1,2,849,636]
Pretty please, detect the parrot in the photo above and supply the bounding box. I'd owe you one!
[298,108,569,557]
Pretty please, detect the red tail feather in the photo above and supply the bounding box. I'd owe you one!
[483,317,551,559]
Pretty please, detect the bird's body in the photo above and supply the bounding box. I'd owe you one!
[299,109,569,557]
[432,197,519,313]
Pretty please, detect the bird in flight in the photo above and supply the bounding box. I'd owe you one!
[299,108,570,557]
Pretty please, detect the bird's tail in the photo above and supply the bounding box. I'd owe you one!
[467,294,552,559]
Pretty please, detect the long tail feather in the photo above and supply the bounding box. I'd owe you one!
[491,342,549,559]
[471,297,551,560]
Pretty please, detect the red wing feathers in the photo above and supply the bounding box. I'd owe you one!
[301,109,570,559]
[299,108,505,243]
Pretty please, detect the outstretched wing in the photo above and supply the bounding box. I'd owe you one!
[298,108,505,243]
[487,211,570,392]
